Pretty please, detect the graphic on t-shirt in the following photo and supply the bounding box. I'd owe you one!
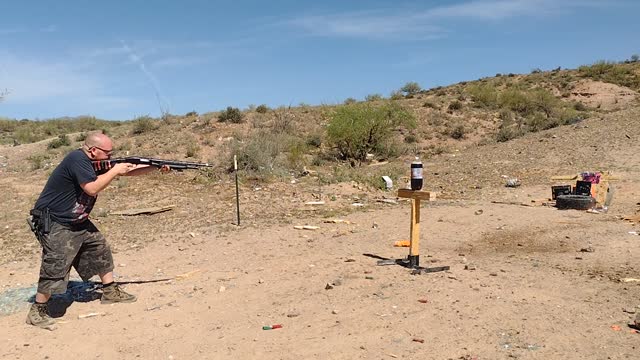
[71,192,97,222]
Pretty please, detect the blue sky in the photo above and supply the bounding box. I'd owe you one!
[1,0,638,120]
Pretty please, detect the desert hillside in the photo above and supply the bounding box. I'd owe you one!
[1,60,639,359]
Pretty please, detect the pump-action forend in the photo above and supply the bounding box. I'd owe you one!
[92,156,213,175]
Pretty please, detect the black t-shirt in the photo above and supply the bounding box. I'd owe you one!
[34,149,98,224]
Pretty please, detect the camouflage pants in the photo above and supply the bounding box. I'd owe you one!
[37,220,114,295]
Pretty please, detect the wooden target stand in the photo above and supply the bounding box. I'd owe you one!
[377,189,450,274]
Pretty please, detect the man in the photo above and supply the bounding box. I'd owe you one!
[27,132,168,330]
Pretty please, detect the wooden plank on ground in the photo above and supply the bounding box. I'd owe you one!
[111,205,175,216]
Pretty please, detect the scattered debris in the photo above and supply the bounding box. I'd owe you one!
[174,269,202,280]
[325,283,334,290]
[146,300,176,311]
[393,240,410,247]
[262,324,283,330]
[579,246,595,253]
[505,178,521,187]
[78,312,105,319]
[381,176,393,190]
[294,225,320,230]
[377,198,398,205]
[324,219,353,224]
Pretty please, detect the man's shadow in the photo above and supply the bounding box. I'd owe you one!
[28,278,174,318]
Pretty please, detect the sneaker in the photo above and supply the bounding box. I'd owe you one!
[25,303,57,331]
[101,283,137,304]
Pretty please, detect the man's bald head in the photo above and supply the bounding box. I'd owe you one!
[84,132,112,150]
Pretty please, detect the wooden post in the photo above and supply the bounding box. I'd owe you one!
[397,189,435,268]
[409,198,420,267]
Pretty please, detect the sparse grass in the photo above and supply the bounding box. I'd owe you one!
[578,61,640,90]
[47,134,71,149]
[0,116,118,145]
[27,154,50,170]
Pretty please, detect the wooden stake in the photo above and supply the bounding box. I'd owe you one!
[234,155,240,226]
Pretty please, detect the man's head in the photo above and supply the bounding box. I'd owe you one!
[83,132,113,160]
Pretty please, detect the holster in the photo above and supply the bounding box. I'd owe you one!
[28,208,51,244]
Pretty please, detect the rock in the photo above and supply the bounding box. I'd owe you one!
[325,283,334,290]
[465,264,477,271]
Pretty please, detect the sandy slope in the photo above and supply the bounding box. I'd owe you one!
[1,104,639,359]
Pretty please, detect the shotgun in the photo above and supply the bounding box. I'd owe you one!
[92,156,212,175]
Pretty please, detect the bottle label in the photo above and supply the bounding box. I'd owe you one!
[411,167,423,179]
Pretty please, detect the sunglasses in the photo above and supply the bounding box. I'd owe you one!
[92,146,113,156]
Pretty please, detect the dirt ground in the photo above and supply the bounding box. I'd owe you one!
[1,104,639,359]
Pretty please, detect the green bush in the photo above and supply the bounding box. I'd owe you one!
[499,88,532,115]
[343,98,357,105]
[47,134,71,149]
[529,88,559,118]
[400,82,422,96]
[467,84,498,108]
[186,142,201,158]
[218,107,244,123]
[326,102,415,163]
[365,94,383,102]
[496,123,520,142]
[131,116,157,135]
[448,100,463,111]
[256,104,269,113]
[389,90,404,100]
[229,131,296,177]
[449,124,466,139]
[27,154,50,170]
[306,133,322,148]
[75,132,87,142]
[404,134,418,144]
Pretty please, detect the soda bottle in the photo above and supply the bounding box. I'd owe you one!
[410,156,423,190]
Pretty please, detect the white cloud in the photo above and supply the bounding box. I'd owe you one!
[0,51,135,104]
[287,0,610,39]
[0,53,101,103]
[0,28,25,35]
[40,25,58,33]
[288,11,445,40]
[152,56,209,68]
